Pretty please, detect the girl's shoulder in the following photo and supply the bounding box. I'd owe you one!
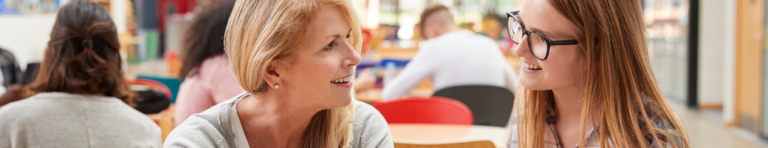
[636,98,686,148]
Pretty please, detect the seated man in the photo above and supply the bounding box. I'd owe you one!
[381,4,518,101]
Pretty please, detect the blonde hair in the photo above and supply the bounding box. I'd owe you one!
[224,0,362,147]
[513,0,690,148]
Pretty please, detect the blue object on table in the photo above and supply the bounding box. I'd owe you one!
[384,62,397,84]
[357,59,378,69]
[379,59,410,67]
[356,59,379,78]
[137,75,181,103]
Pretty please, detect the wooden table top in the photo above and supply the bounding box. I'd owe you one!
[355,88,434,103]
[388,123,509,148]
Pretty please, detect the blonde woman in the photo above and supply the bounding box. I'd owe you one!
[507,0,690,148]
[162,0,393,147]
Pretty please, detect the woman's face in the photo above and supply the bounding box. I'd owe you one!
[513,0,585,90]
[277,6,360,109]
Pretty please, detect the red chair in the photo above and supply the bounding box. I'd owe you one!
[125,78,172,99]
[373,97,473,125]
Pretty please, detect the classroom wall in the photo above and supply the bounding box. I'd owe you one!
[0,14,56,69]
[722,0,737,124]
[698,0,727,105]
[698,0,736,123]
[0,0,127,70]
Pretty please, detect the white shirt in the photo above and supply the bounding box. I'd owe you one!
[381,30,518,101]
[230,97,250,147]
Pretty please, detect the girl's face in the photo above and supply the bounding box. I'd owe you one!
[513,0,586,90]
[276,6,361,109]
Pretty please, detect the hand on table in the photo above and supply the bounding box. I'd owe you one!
[354,68,377,92]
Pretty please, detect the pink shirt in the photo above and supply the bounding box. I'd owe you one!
[174,55,244,126]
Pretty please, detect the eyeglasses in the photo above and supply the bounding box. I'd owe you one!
[507,10,578,60]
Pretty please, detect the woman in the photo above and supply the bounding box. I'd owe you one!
[507,0,690,148]
[174,0,244,126]
[163,0,393,147]
[0,0,161,147]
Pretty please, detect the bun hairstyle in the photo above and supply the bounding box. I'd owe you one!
[27,0,132,103]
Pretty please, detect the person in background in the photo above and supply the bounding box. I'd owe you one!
[381,4,518,101]
[0,47,23,106]
[163,0,392,147]
[507,0,689,147]
[0,1,161,147]
[0,85,22,106]
[173,0,243,126]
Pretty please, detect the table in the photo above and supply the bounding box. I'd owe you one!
[388,123,509,148]
[355,88,434,103]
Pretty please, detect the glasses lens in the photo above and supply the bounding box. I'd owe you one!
[508,17,523,44]
[529,33,549,59]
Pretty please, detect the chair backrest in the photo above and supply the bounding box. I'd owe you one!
[373,97,473,125]
[432,85,514,127]
[126,78,172,99]
[394,140,496,148]
[137,75,182,103]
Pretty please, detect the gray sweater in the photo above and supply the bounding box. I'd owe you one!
[0,92,162,148]
[163,93,394,148]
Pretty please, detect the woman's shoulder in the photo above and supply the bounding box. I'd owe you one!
[351,100,394,148]
[0,93,148,121]
[165,93,247,147]
[163,115,228,148]
[636,97,686,147]
[353,100,379,116]
[636,98,676,128]
[352,100,386,129]
[177,93,244,125]
[0,94,55,127]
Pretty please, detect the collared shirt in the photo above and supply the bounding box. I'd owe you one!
[507,99,684,148]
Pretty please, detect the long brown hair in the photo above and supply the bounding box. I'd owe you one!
[26,0,132,104]
[225,0,361,147]
[178,0,235,80]
[513,0,690,147]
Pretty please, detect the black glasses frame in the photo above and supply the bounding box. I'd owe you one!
[507,10,579,60]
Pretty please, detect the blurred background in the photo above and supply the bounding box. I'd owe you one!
[0,0,767,147]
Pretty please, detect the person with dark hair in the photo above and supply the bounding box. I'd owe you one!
[173,0,245,126]
[0,1,161,147]
[0,47,24,106]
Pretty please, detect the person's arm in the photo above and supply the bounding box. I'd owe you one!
[0,85,22,106]
[174,77,214,126]
[380,47,438,101]
[354,68,378,92]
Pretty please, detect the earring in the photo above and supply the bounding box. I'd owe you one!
[274,83,279,89]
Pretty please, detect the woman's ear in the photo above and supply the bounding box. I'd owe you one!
[263,60,283,88]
